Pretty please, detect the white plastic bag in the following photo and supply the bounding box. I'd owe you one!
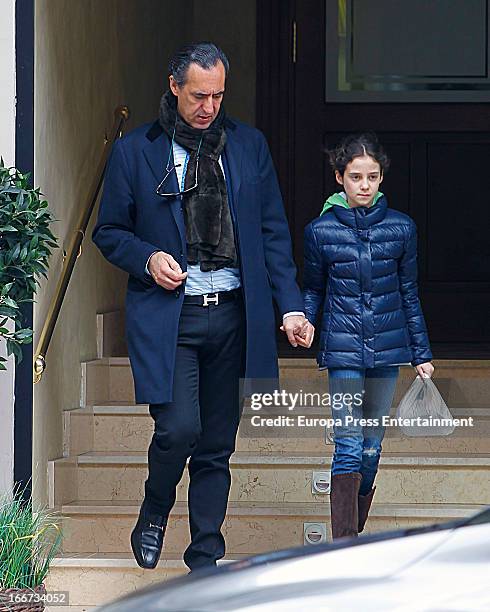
[395,375,455,437]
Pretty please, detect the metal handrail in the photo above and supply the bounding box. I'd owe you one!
[33,105,130,383]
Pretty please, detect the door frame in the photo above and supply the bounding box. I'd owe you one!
[256,0,296,225]
[14,0,35,500]
[257,0,309,357]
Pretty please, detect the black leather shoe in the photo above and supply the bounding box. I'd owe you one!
[130,510,167,569]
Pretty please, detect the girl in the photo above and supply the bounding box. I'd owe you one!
[303,133,434,539]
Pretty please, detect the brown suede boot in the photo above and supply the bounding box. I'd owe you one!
[358,486,376,534]
[330,472,362,539]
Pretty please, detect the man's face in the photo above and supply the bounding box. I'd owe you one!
[169,61,226,129]
[335,155,383,208]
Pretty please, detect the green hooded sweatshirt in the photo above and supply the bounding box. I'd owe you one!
[320,191,384,216]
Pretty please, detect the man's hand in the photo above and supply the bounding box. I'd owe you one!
[280,315,315,348]
[148,251,187,290]
[415,362,435,379]
[295,320,315,348]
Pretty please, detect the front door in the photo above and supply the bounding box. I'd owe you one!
[259,0,490,357]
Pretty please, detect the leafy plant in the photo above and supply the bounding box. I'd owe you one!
[0,485,62,589]
[0,159,58,370]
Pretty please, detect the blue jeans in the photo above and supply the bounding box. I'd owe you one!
[328,367,399,496]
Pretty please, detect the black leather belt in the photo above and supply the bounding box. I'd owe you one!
[183,288,242,306]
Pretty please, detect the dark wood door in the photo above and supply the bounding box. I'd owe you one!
[258,0,490,357]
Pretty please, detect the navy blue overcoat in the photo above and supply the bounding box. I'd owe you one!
[93,118,303,403]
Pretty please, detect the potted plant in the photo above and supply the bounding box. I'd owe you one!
[0,163,60,609]
[0,159,57,369]
[0,485,62,611]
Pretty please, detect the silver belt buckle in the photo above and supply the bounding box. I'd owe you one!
[203,293,219,306]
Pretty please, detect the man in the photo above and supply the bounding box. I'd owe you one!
[92,42,314,572]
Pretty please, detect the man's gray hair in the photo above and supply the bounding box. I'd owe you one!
[169,42,230,87]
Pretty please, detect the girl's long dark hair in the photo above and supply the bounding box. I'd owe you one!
[328,133,390,176]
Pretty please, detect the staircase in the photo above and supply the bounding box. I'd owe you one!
[45,312,490,608]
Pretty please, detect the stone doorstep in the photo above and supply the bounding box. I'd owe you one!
[92,309,490,373]
[46,504,482,608]
[278,358,490,369]
[59,499,484,520]
[67,404,490,436]
[65,405,490,456]
[56,500,484,556]
[46,552,238,605]
[71,451,490,467]
[49,551,230,568]
[45,553,208,608]
[51,452,490,500]
[64,405,490,456]
[50,453,489,509]
[83,357,490,369]
[46,500,485,608]
[84,406,489,416]
[80,357,490,402]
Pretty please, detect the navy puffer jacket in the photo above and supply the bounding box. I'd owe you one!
[303,195,432,369]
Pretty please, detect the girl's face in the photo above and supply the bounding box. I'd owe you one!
[335,155,383,208]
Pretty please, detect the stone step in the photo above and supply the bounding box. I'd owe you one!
[58,499,483,556]
[64,404,490,457]
[45,553,238,608]
[49,452,490,507]
[96,311,127,358]
[81,357,490,408]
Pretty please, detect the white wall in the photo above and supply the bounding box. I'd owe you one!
[0,0,15,166]
[0,0,16,495]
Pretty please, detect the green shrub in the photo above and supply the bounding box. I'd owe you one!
[0,160,57,370]
[0,486,62,589]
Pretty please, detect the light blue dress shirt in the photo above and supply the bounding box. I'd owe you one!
[172,141,241,295]
[146,141,304,321]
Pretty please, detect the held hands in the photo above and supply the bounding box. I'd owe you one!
[280,315,315,348]
[148,254,315,350]
[415,362,435,379]
[148,251,187,290]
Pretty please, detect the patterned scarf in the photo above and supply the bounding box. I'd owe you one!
[158,90,237,271]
